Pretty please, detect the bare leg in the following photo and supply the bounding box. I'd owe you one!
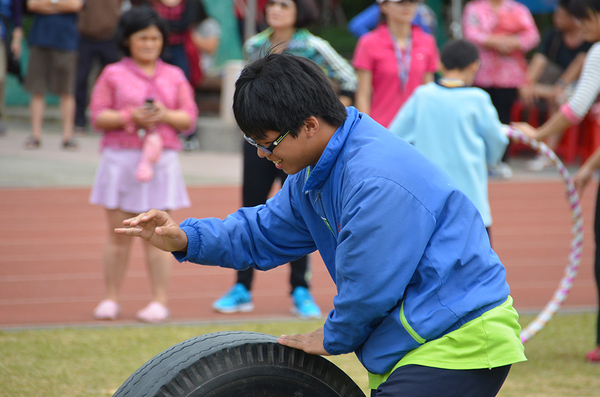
[142,224,173,306]
[102,208,135,301]
[30,93,45,141]
[60,93,75,142]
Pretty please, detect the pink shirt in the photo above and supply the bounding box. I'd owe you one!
[353,24,439,128]
[90,57,199,151]
[463,0,540,88]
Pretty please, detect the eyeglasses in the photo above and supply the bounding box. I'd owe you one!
[244,130,290,154]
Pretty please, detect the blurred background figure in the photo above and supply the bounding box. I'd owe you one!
[352,0,439,128]
[148,0,209,87]
[89,6,198,324]
[0,0,22,136]
[74,0,123,135]
[347,0,437,38]
[24,0,85,150]
[519,0,592,171]
[462,0,540,178]
[212,0,357,319]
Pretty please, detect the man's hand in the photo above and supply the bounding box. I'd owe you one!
[277,327,330,356]
[114,209,188,253]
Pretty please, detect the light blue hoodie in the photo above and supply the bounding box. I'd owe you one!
[175,107,510,374]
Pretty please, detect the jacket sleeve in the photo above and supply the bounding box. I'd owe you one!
[462,3,489,46]
[515,5,540,52]
[174,179,318,269]
[309,34,358,93]
[322,177,436,355]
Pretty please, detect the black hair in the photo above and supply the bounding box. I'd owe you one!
[293,0,319,28]
[440,39,480,71]
[115,6,169,57]
[570,0,600,19]
[558,0,573,10]
[233,53,348,140]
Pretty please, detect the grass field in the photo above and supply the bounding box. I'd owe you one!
[1,311,600,397]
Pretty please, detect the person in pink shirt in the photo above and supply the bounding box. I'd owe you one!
[352,0,439,128]
[89,6,199,324]
[463,0,539,128]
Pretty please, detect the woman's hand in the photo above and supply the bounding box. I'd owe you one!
[114,209,189,253]
[131,102,165,130]
[512,121,539,140]
[277,327,330,356]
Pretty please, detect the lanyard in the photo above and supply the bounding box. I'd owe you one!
[390,30,412,91]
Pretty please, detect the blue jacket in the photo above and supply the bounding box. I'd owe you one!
[175,107,510,374]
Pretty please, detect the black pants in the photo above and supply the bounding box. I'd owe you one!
[482,87,518,161]
[238,143,309,293]
[75,36,120,128]
[370,364,511,397]
[594,183,600,344]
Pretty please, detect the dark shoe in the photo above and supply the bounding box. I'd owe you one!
[62,139,78,151]
[24,136,41,149]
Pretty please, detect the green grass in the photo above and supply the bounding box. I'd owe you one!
[1,312,599,396]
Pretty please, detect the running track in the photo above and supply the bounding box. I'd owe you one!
[0,180,597,328]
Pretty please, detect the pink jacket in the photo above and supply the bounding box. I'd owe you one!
[90,57,199,151]
[463,0,540,88]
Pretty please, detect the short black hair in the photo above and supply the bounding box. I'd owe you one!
[570,0,600,19]
[440,39,480,71]
[293,0,319,28]
[233,53,348,140]
[115,6,169,57]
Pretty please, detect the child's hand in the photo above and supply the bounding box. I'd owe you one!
[114,209,188,253]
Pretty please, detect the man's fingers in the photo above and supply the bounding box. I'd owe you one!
[114,227,143,236]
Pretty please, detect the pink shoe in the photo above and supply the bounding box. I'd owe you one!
[93,300,120,320]
[136,301,170,324]
[585,346,600,363]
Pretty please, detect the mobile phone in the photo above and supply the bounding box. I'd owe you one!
[144,98,155,111]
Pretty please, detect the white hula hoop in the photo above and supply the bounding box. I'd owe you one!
[505,126,584,343]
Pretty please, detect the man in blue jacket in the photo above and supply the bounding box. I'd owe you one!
[116,53,526,396]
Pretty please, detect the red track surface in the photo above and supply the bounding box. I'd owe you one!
[0,180,597,328]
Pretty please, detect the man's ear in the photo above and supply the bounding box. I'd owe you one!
[304,116,320,138]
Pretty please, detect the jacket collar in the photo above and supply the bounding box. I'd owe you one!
[303,107,361,192]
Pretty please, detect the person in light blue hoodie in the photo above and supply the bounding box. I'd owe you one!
[115,53,525,396]
[389,39,509,241]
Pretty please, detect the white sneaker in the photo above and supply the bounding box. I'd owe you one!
[489,162,513,179]
[526,156,553,172]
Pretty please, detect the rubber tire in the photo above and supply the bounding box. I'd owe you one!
[113,331,366,397]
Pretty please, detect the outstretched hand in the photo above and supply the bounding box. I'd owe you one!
[277,327,330,356]
[114,209,188,253]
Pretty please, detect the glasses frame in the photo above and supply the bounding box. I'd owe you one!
[244,130,290,154]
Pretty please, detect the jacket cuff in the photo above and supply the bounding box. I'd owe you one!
[172,223,201,263]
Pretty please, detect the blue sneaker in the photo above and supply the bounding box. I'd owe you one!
[291,287,321,319]
[212,284,254,313]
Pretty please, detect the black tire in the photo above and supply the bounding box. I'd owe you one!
[113,331,366,397]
